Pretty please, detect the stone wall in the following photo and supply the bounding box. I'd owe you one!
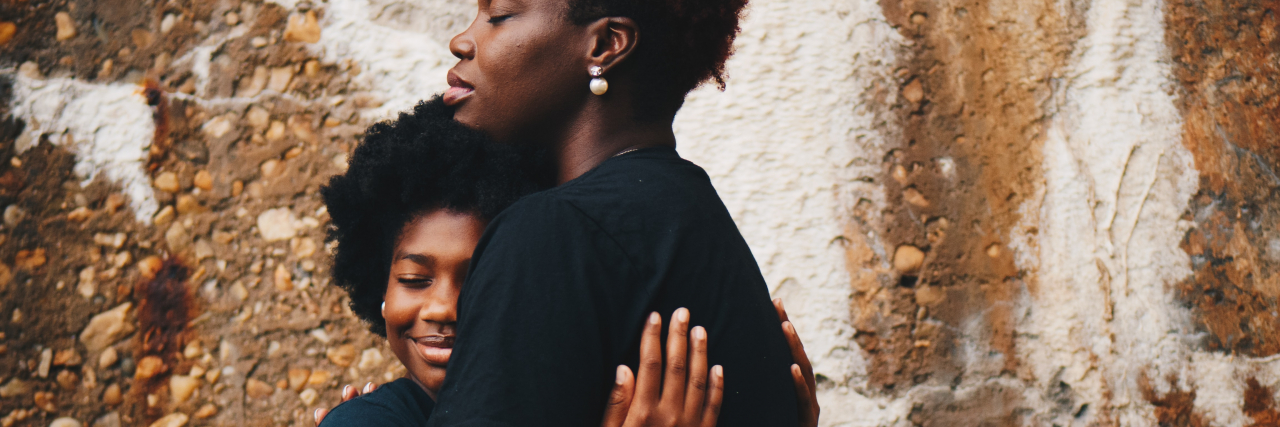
[0,0,1276,425]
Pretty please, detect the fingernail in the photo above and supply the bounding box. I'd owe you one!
[616,365,627,384]
[783,321,793,333]
[792,364,802,374]
[342,385,352,396]
[676,307,689,322]
[363,382,374,393]
[692,326,706,340]
[314,408,323,421]
[649,312,660,325]
[713,365,723,378]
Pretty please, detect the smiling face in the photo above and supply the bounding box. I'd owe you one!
[445,0,590,144]
[383,209,487,398]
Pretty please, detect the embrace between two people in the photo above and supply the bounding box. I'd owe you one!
[311,0,820,424]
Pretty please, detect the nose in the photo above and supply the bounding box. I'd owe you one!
[418,277,460,324]
[449,27,476,61]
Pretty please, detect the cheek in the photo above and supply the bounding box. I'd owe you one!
[481,33,575,95]
[471,59,577,136]
[381,292,417,330]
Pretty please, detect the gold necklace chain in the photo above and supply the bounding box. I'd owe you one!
[612,147,641,158]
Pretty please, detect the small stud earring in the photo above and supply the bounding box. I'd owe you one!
[589,65,608,95]
[381,302,385,312]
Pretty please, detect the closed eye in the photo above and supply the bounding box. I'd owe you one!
[486,14,513,24]
[397,276,433,288]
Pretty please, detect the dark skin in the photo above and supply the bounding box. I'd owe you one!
[444,0,674,184]
[381,210,480,399]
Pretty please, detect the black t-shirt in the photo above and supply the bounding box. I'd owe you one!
[318,378,435,426]
[427,147,799,426]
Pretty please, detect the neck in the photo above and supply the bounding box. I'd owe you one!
[406,374,436,400]
[546,99,677,184]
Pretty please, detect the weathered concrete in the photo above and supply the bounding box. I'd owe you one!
[2,0,1278,424]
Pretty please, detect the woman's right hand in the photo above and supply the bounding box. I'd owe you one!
[600,308,725,427]
[313,382,378,425]
[774,298,819,427]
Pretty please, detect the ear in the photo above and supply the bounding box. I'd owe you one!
[584,17,639,73]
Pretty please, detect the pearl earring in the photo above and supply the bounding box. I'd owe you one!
[589,65,608,95]
[381,302,385,312]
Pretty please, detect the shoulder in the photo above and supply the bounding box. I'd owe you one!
[318,380,432,427]
[498,150,706,219]
[471,192,619,267]
[471,148,719,261]
[319,399,401,427]
[566,149,716,213]
[483,190,598,238]
[568,148,709,192]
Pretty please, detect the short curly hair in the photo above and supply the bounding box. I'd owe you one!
[565,0,748,119]
[321,97,546,336]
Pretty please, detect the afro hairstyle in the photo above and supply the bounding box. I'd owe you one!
[321,96,548,336]
[565,0,748,119]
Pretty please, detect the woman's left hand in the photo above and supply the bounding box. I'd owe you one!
[600,301,820,427]
[600,308,725,427]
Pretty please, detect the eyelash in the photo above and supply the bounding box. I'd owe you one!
[487,14,512,24]
[398,277,433,287]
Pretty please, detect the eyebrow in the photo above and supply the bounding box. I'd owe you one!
[397,253,436,267]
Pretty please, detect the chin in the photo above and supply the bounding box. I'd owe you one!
[451,104,483,129]
[451,108,516,145]
[417,367,447,396]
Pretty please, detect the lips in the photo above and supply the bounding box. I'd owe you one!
[412,335,455,366]
[443,71,474,106]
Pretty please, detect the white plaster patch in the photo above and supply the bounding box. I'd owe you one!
[270,0,462,120]
[6,72,159,222]
[1187,352,1254,426]
[1013,0,1203,423]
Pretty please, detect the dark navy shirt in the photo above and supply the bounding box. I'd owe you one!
[318,378,434,426]
[428,147,800,426]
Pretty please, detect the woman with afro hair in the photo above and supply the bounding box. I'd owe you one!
[421,0,821,424]
[315,97,815,426]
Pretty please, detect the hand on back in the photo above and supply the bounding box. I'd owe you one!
[599,300,819,427]
[775,299,819,427]
[599,308,723,427]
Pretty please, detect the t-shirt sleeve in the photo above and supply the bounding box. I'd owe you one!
[425,196,637,426]
[318,398,415,427]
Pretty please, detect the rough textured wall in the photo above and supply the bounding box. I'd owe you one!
[0,0,1278,426]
